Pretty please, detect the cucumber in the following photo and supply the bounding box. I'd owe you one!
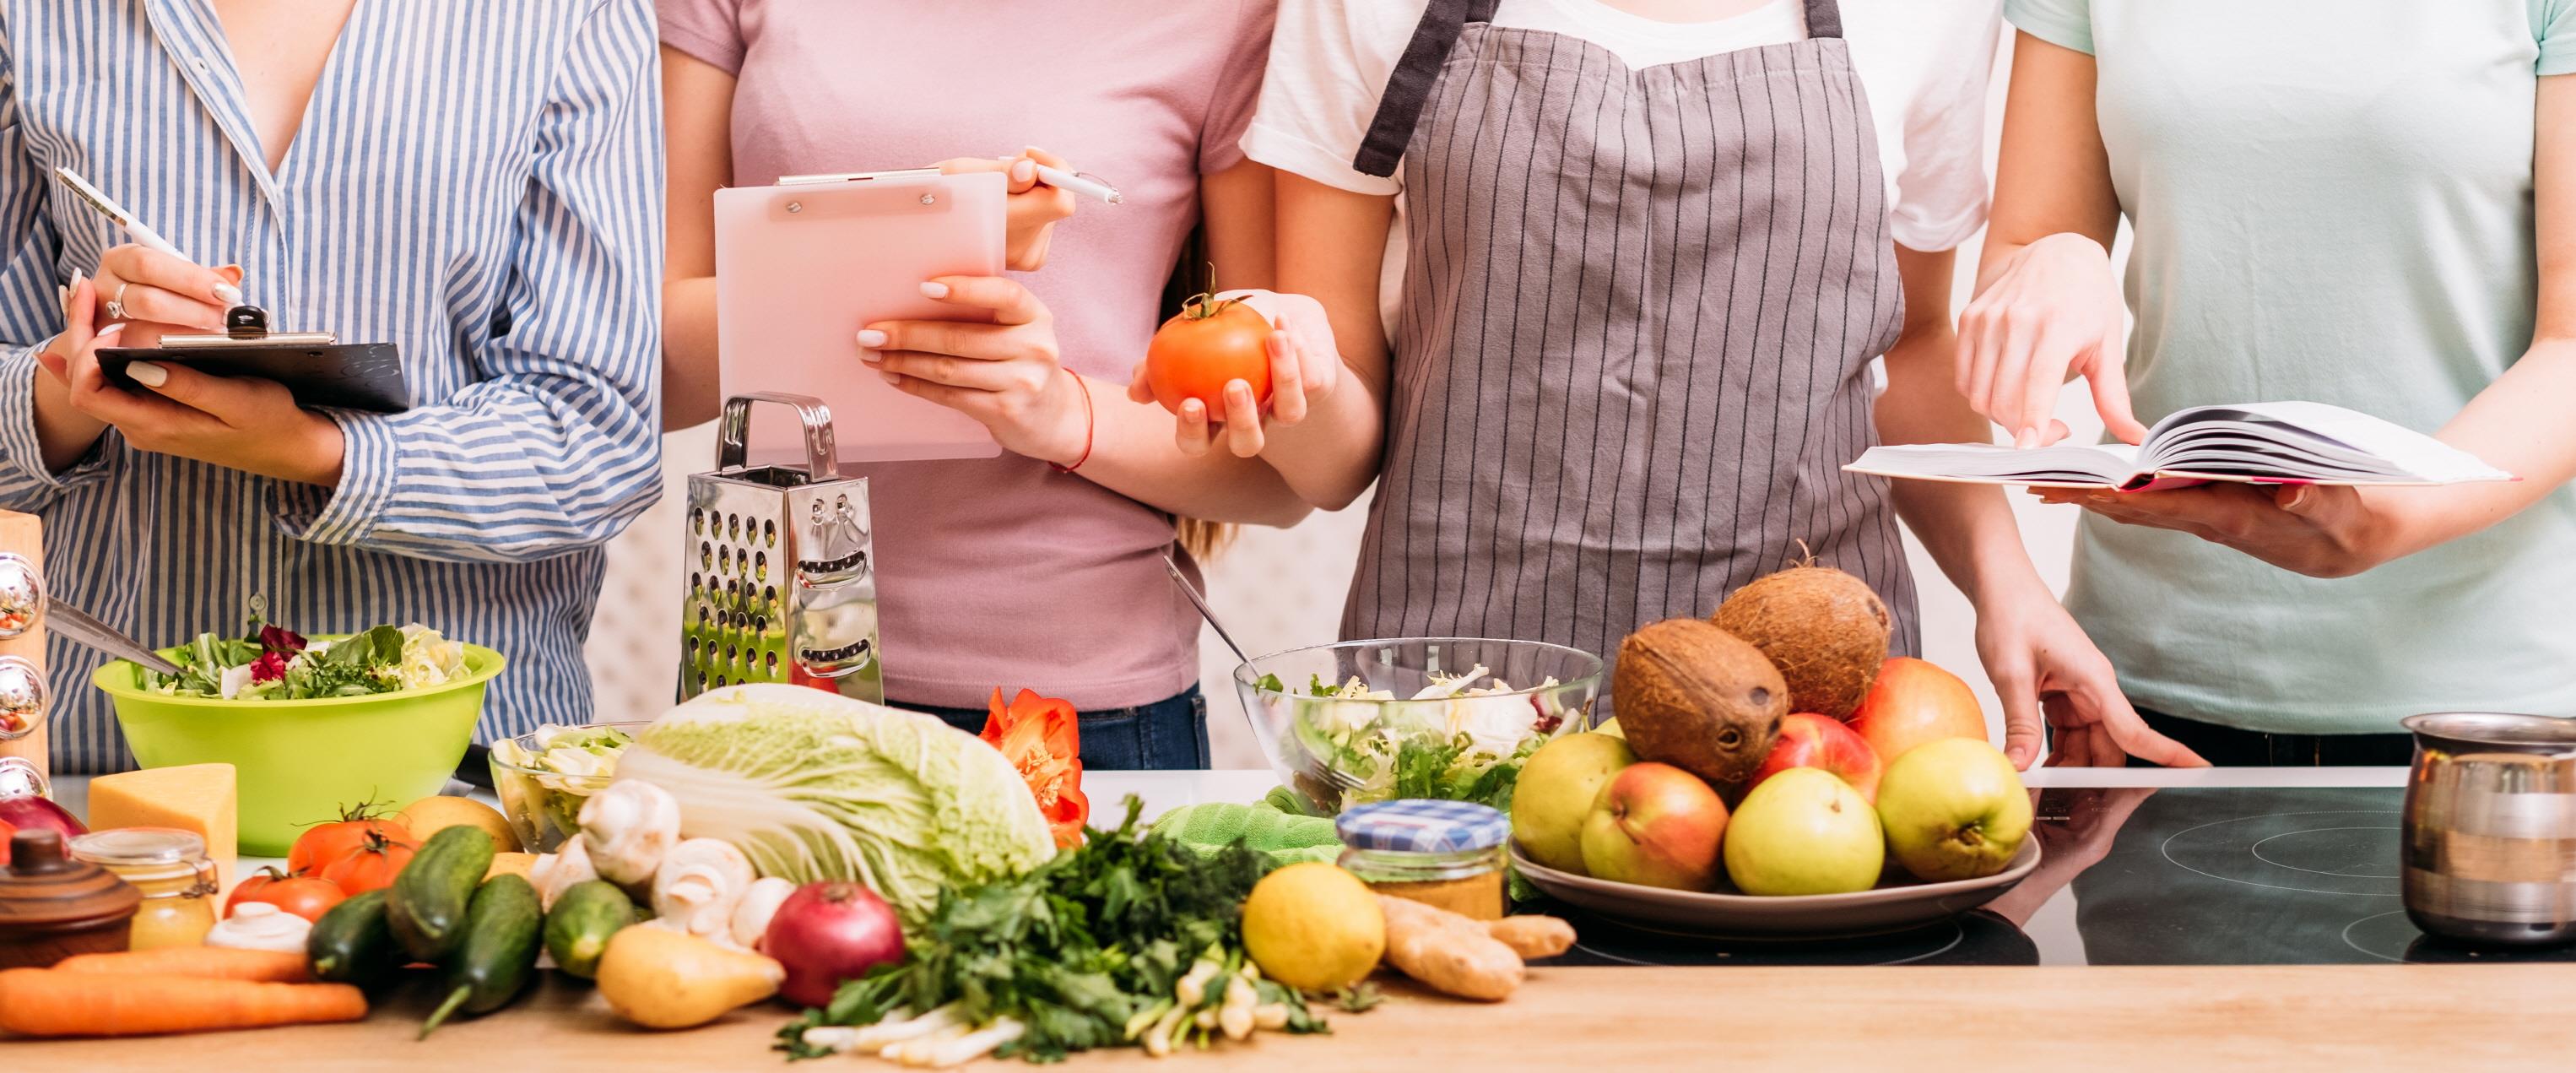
[388,825,496,962]
[544,881,637,979]
[307,888,402,986]
[419,874,543,1038]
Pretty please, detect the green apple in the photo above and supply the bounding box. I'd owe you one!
[1594,717,1625,740]
[1721,767,1883,896]
[1874,737,2032,881]
[1579,761,1727,891]
[1511,732,1637,873]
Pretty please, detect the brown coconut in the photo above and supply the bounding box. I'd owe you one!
[1611,620,1787,790]
[1713,559,1891,720]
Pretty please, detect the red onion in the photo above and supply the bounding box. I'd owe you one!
[764,881,905,1008]
[0,794,83,867]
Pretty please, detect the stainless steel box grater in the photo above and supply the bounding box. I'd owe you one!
[680,393,882,703]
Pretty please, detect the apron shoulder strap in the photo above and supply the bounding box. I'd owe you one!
[1804,0,1844,40]
[1351,0,1499,178]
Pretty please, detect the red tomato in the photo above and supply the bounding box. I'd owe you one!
[228,867,347,922]
[318,831,415,896]
[1144,296,1273,415]
[289,802,414,875]
[981,687,1089,850]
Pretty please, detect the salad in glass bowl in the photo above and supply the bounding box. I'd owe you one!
[145,621,468,701]
[488,722,642,852]
[1234,637,1603,816]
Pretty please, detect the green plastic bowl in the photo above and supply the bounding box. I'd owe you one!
[94,639,507,856]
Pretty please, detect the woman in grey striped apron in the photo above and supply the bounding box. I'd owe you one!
[1342,0,1909,675]
[1232,0,2200,766]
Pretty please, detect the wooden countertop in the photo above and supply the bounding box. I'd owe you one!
[16,962,2576,1071]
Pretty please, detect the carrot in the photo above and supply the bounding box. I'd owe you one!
[53,946,311,984]
[0,968,367,1037]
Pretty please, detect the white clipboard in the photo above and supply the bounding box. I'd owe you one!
[714,169,1009,464]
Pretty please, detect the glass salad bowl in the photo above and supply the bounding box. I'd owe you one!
[1232,637,1603,817]
[489,721,646,853]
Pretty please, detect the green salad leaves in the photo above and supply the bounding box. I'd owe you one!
[147,620,467,701]
[779,798,1324,1064]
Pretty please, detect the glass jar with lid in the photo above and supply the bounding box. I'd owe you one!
[1334,799,1510,920]
[70,827,219,950]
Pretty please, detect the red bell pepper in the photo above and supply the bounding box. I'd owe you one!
[981,687,1089,849]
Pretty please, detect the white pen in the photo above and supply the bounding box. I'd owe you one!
[993,156,1121,206]
[1034,165,1121,206]
[51,166,246,306]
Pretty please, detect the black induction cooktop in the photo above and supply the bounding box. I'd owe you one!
[1527,786,2576,967]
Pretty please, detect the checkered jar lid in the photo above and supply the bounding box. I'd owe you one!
[1334,799,1510,854]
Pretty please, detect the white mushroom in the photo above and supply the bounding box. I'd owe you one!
[581,778,683,888]
[529,837,601,911]
[650,837,756,940]
[729,875,797,951]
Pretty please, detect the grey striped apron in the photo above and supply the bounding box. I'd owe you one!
[1340,0,1918,689]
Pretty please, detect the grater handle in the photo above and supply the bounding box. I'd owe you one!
[717,393,841,479]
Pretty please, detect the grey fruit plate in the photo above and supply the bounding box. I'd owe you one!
[1511,837,2042,940]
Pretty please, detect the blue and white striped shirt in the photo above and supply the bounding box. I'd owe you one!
[0,1,665,772]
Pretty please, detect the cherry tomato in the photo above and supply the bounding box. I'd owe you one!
[227,866,347,922]
[1144,295,1272,415]
[318,830,415,896]
[289,802,414,875]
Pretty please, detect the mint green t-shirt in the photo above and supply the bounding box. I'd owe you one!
[2005,0,2576,734]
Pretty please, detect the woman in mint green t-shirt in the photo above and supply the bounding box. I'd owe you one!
[1955,1,2576,765]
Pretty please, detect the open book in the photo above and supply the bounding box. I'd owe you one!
[1844,401,2512,490]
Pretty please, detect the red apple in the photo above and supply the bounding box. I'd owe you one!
[1847,658,1988,766]
[1578,762,1728,891]
[1747,712,1884,804]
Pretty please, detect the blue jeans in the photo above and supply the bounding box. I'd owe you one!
[904,686,1211,772]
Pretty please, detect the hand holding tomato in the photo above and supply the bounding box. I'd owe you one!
[1128,289,1342,458]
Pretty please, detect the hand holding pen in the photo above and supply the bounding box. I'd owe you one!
[934,146,1096,272]
[52,167,246,347]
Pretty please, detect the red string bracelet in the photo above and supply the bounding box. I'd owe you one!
[1052,371,1096,474]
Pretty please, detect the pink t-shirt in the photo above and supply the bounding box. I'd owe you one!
[661,0,1275,709]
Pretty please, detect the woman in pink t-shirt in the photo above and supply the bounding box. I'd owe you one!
[658,0,1318,768]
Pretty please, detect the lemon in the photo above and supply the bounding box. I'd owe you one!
[397,794,523,852]
[1241,862,1385,990]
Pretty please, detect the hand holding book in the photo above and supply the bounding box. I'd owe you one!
[1845,401,2513,490]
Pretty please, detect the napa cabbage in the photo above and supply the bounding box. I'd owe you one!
[610,684,1057,924]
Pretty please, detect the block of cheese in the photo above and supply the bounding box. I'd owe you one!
[86,762,240,891]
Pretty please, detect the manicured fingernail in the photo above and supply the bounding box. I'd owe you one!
[918,281,950,299]
[97,322,126,339]
[879,371,901,385]
[214,282,244,306]
[855,329,887,347]
[2013,428,2039,449]
[1011,160,1034,183]
[127,360,165,387]
[856,350,880,365]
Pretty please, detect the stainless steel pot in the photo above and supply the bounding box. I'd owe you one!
[2400,713,2576,946]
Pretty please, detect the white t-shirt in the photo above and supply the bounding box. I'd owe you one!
[1247,0,2002,330]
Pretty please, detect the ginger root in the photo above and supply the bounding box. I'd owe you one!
[1376,894,1524,1001]
[1486,914,1576,959]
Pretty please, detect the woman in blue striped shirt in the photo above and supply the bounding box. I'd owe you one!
[1,0,664,772]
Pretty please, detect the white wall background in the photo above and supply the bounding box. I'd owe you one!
[589,31,2130,767]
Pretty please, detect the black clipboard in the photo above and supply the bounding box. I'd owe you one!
[97,306,410,414]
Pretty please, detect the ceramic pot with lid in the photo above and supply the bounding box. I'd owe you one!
[2400,713,2576,946]
[0,827,142,968]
